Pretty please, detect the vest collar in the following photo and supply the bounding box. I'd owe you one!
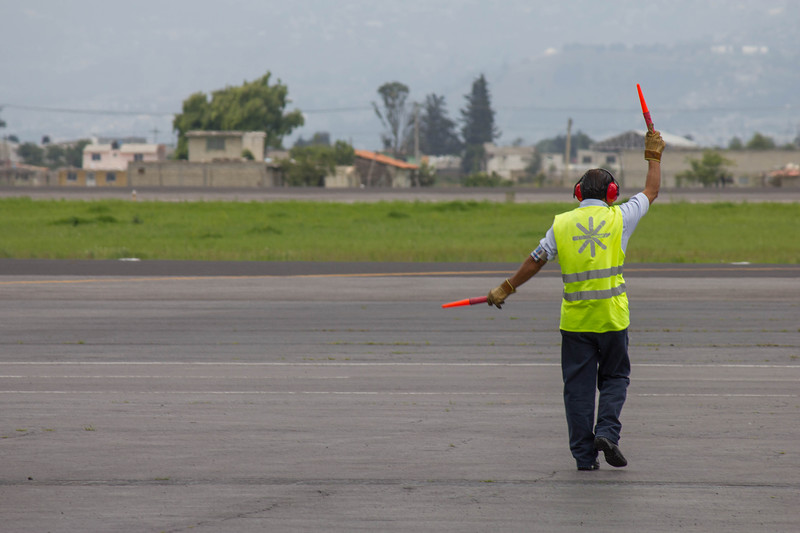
[579,199,608,208]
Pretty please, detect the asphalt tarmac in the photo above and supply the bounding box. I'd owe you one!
[1,262,798,532]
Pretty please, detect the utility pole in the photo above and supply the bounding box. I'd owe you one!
[413,103,420,187]
[564,117,572,186]
[151,127,160,144]
[413,103,420,161]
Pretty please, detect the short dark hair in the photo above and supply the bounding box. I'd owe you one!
[578,168,616,201]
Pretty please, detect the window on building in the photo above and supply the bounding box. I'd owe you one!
[605,155,617,164]
[206,137,225,151]
[582,155,592,164]
[91,153,101,161]
[67,172,77,182]
[133,153,144,162]
[106,172,116,182]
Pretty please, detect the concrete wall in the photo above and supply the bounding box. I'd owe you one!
[129,161,280,188]
[0,167,53,186]
[325,166,360,188]
[57,169,128,187]
[618,149,800,189]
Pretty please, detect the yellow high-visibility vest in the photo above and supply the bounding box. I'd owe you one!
[553,205,629,332]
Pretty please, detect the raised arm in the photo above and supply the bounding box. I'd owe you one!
[643,129,666,205]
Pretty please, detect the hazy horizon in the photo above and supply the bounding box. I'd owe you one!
[1,0,797,149]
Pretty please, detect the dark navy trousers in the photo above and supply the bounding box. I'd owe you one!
[560,329,630,467]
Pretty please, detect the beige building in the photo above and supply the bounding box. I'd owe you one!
[484,144,536,182]
[618,148,800,189]
[186,131,266,163]
[590,130,800,189]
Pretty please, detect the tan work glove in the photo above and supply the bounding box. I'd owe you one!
[645,128,666,162]
[487,279,516,309]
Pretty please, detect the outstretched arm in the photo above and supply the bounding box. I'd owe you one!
[509,255,547,289]
[487,254,548,309]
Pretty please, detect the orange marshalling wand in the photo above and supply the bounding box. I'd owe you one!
[441,296,488,309]
[636,83,654,132]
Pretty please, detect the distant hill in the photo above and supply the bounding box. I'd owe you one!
[487,42,800,148]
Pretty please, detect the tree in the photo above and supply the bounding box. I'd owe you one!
[462,171,511,187]
[728,137,743,150]
[521,151,546,186]
[44,144,65,169]
[461,144,486,175]
[294,132,331,148]
[536,131,594,159]
[65,139,91,168]
[17,142,44,166]
[419,93,461,156]
[172,72,304,159]
[460,74,499,145]
[460,74,499,173]
[745,132,775,150]
[279,140,355,187]
[416,161,437,187]
[372,82,411,157]
[676,150,735,187]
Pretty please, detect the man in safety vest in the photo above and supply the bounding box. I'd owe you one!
[487,128,666,470]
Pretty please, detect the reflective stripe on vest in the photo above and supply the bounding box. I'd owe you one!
[562,282,627,302]
[562,265,624,284]
[553,205,629,332]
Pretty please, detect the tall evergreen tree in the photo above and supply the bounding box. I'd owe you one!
[460,74,499,145]
[419,93,462,156]
[460,74,499,173]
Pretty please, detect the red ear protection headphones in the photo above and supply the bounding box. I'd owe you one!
[573,169,619,204]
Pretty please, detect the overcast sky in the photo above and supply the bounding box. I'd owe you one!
[1,0,795,148]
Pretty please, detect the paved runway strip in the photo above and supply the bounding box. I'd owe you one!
[0,266,798,532]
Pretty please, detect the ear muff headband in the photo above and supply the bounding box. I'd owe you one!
[574,170,619,204]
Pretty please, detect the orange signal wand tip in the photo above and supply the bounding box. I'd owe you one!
[441,296,488,309]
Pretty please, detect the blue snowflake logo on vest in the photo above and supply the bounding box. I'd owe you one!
[572,217,610,257]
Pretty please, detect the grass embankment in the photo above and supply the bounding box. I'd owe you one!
[0,198,796,263]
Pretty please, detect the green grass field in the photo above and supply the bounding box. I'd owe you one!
[0,197,797,263]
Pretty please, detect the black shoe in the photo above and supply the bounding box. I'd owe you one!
[594,436,627,467]
[577,461,599,471]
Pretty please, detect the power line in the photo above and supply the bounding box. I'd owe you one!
[497,104,796,114]
[0,103,175,117]
[1,103,374,116]
[300,106,372,114]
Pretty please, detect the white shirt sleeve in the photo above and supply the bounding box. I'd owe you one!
[618,192,650,253]
[535,226,558,261]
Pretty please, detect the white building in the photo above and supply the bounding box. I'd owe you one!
[83,143,166,171]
